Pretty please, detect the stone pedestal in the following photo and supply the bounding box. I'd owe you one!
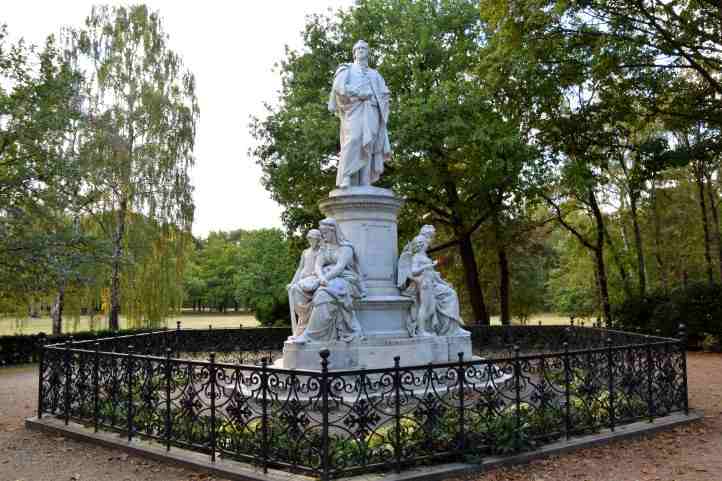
[280,186,472,371]
[319,186,401,297]
[278,335,472,371]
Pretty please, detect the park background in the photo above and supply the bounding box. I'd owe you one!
[1,0,721,354]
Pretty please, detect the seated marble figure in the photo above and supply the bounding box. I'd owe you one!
[289,218,365,344]
[287,229,322,337]
[397,228,470,338]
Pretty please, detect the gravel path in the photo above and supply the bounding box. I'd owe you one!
[1,353,720,481]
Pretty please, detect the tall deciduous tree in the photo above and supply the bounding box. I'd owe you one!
[0,25,103,333]
[66,5,199,329]
[251,0,534,324]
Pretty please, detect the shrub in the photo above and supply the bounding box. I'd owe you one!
[612,282,722,346]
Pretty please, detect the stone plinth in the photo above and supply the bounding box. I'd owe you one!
[277,335,473,371]
[319,186,401,297]
[356,295,411,339]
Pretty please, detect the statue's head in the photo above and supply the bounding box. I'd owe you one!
[412,235,428,254]
[352,40,369,63]
[319,218,341,245]
[420,224,436,242]
[306,229,321,248]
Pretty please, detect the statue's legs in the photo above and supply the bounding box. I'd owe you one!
[348,164,370,186]
[358,164,371,185]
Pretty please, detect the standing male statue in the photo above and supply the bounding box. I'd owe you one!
[328,40,391,188]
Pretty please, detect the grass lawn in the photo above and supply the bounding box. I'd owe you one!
[0,311,259,336]
[489,312,576,326]
[0,311,575,336]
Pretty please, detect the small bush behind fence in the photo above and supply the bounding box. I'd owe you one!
[37,325,689,480]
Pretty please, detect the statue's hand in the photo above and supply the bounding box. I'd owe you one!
[320,276,329,287]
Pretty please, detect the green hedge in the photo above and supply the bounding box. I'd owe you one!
[0,328,160,366]
[613,281,722,346]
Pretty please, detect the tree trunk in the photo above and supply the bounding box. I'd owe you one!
[592,256,603,321]
[589,191,612,326]
[457,233,489,325]
[628,192,647,296]
[694,163,715,285]
[109,198,128,331]
[50,285,65,335]
[703,169,722,281]
[650,180,669,293]
[497,244,511,325]
[492,213,511,325]
[603,222,633,298]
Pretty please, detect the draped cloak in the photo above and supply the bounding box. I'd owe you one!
[328,63,391,186]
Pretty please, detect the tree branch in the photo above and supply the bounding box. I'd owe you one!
[542,193,596,251]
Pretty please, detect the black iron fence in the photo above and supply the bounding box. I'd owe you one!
[37,325,689,480]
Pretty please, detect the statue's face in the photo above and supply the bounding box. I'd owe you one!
[412,236,427,253]
[421,226,435,243]
[320,225,337,244]
[354,45,369,63]
[307,234,320,249]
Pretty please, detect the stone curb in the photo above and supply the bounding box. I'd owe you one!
[26,410,703,481]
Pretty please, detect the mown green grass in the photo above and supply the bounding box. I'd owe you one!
[0,311,259,336]
[489,312,575,327]
[0,311,575,336]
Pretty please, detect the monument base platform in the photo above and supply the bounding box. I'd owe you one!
[278,334,472,371]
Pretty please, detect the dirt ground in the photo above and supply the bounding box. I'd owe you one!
[0,353,720,481]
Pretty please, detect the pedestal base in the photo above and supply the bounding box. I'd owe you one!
[279,334,472,371]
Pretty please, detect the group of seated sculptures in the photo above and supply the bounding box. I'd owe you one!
[287,220,469,343]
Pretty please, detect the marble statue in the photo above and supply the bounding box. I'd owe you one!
[292,218,365,344]
[328,40,391,188]
[397,230,470,338]
[288,229,322,337]
[398,224,436,272]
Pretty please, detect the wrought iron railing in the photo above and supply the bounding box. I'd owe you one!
[37,325,689,480]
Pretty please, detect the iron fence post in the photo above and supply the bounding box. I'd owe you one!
[513,346,521,452]
[94,342,100,433]
[37,334,45,419]
[393,355,401,473]
[606,338,615,432]
[209,352,217,462]
[261,357,269,474]
[457,352,466,459]
[175,321,181,357]
[678,324,689,415]
[164,348,172,451]
[64,338,73,426]
[645,339,654,423]
[563,342,571,440]
[127,344,135,441]
[320,349,331,481]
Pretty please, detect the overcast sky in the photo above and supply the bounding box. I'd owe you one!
[3,1,354,237]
